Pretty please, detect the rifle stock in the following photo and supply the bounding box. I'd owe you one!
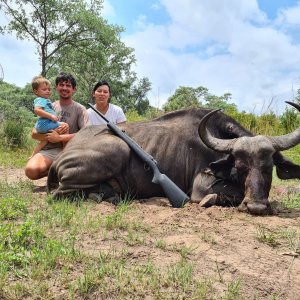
[88,103,190,208]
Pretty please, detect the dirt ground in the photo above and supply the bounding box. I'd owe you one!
[1,166,300,299]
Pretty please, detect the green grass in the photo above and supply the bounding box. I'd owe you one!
[1,176,259,299]
[0,145,32,167]
[0,134,299,298]
[255,224,300,251]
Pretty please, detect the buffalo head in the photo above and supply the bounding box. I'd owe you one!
[198,102,300,215]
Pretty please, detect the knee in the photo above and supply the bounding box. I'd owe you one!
[25,165,41,180]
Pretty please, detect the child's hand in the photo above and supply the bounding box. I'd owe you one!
[50,115,58,122]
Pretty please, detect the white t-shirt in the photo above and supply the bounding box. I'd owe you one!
[87,103,126,125]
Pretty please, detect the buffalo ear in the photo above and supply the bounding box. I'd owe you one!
[209,155,235,179]
[273,152,300,179]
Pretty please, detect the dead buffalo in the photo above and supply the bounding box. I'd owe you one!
[47,103,300,215]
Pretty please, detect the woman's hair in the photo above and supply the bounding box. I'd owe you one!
[31,76,51,90]
[92,80,111,94]
[55,72,77,88]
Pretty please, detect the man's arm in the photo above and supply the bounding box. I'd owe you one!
[46,131,75,143]
[31,123,69,141]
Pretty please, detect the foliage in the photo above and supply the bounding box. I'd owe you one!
[53,11,145,111]
[0,81,34,112]
[203,92,238,114]
[2,120,26,147]
[293,87,300,105]
[163,86,237,114]
[112,77,152,115]
[0,0,102,76]
[227,110,257,132]
[280,107,300,133]
[0,143,32,167]
[163,86,208,112]
[255,112,282,135]
[0,0,152,115]
[0,96,35,148]
[125,109,147,123]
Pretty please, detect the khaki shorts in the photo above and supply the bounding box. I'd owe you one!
[39,147,62,161]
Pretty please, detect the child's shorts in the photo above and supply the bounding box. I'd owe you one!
[35,119,62,134]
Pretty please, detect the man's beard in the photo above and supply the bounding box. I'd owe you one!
[60,93,70,100]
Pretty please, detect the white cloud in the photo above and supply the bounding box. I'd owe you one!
[0,35,40,87]
[122,0,300,113]
[276,3,300,27]
[102,0,115,18]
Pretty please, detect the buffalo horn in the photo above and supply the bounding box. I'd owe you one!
[285,101,300,111]
[268,101,300,151]
[198,109,237,154]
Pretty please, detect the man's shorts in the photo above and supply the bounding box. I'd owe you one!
[39,147,62,161]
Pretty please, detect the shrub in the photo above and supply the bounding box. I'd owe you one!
[0,99,35,148]
[2,120,26,147]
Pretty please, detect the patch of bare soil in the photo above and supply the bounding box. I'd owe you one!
[1,167,300,299]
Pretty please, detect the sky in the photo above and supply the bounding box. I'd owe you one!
[1,0,300,114]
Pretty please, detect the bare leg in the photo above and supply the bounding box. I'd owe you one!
[28,141,48,160]
[25,153,53,180]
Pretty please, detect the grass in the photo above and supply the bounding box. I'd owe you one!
[1,175,266,299]
[0,143,33,167]
[255,224,280,247]
[0,137,299,298]
[255,224,300,252]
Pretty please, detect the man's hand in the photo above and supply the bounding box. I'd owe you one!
[56,122,69,134]
[32,128,47,141]
[46,130,62,143]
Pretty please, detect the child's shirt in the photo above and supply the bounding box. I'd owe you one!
[34,97,56,116]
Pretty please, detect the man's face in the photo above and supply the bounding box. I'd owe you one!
[56,80,76,100]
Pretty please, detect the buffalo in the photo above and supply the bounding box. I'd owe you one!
[47,102,300,215]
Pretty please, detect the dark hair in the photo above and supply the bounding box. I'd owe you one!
[55,72,77,88]
[92,80,111,94]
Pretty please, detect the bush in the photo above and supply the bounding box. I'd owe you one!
[0,99,35,148]
[126,109,147,122]
[280,108,300,134]
[2,120,26,147]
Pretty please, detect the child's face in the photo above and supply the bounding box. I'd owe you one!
[34,83,51,99]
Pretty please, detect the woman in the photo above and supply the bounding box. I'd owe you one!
[87,80,126,125]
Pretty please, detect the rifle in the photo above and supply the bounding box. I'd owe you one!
[88,103,190,208]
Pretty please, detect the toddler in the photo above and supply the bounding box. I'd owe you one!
[30,76,65,158]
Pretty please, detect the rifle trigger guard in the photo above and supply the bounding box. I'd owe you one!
[144,163,151,171]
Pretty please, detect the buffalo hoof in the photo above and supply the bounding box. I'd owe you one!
[238,199,272,215]
[199,194,218,208]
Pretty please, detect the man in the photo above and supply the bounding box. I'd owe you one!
[25,72,90,180]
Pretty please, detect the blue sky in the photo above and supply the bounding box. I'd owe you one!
[1,0,300,113]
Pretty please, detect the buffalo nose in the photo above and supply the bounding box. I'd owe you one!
[238,198,272,215]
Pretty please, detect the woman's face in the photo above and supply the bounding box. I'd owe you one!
[93,84,110,106]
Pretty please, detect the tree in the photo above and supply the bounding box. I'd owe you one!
[112,77,151,115]
[0,0,152,113]
[204,92,237,113]
[0,0,107,76]
[55,19,139,107]
[0,81,34,111]
[163,86,208,112]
